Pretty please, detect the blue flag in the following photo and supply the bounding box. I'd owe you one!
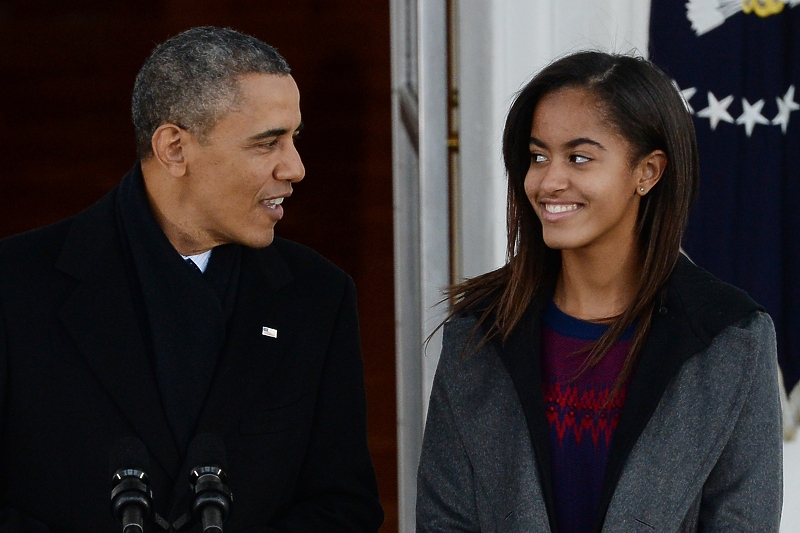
[650,0,800,392]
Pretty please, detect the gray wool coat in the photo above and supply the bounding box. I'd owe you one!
[417,257,783,532]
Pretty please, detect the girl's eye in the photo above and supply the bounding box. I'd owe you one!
[571,154,591,164]
[531,153,547,163]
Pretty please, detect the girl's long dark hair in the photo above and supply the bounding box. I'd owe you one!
[448,51,699,391]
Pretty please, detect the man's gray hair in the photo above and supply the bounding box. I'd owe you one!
[132,26,291,158]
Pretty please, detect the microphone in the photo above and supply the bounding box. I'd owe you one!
[185,434,233,533]
[109,437,155,533]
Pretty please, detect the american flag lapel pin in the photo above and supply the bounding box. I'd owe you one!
[262,326,278,338]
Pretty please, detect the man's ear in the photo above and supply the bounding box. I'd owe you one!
[151,124,188,177]
[636,149,667,196]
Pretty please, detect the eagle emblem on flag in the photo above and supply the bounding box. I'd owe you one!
[687,0,800,35]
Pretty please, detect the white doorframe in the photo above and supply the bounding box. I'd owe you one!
[391,0,449,530]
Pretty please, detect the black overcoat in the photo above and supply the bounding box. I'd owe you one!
[0,177,383,532]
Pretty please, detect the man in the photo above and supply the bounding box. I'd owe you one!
[0,27,383,531]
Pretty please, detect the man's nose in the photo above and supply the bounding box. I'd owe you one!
[276,141,305,183]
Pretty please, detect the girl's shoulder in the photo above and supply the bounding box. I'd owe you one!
[665,254,763,343]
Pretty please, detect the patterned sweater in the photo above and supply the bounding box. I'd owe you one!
[540,301,632,533]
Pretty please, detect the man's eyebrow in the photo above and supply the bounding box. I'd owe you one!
[529,136,606,150]
[247,122,304,142]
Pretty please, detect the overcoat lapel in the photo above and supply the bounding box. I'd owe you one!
[493,298,559,533]
[592,284,706,532]
[195,244,293,437]
[594,256,761,531]
[54,191,181,477]
[497,294,714,533]
[166,244,294,515]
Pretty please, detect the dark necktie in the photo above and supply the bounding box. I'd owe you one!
[185,258,203,274]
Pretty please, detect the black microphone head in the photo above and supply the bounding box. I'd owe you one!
[109,436,151,483]
[186,434,233,527]
[186,434,227,471]
[109,437,155,527]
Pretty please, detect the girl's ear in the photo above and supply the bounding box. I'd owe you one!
[635,150,667,196]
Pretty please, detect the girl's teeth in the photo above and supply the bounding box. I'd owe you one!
[545,203,578,213]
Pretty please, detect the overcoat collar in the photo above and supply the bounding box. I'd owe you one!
[492,255,761,532]
[54,165,294,489]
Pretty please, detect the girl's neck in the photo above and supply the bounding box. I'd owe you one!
[554,242,641,322]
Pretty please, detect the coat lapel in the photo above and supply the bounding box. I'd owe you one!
[166,244,294,516]
[592,284,706,532]
[55,191,181,477]
[195,243,294,436]
[493,298,559,533]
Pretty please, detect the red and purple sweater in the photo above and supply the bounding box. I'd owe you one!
[540,301,632,533]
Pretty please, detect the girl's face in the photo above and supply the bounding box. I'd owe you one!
[524,87,663,256]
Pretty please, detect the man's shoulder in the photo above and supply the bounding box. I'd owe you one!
[263,237,348,281]
[0,217,76,268]
[244,237,354,306]
[0,190,116,271]
[244,238,357,320]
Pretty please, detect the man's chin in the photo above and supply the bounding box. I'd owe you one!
[242,230,275,249]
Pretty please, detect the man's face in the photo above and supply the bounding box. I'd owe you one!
[181,73,304,250]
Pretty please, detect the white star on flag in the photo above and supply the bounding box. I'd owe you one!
[672,80,697,114]
[736,98,769,137]
[697,91,734,130]
[772,85,800,134]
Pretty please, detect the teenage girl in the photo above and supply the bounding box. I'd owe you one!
[416,51,783,532]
